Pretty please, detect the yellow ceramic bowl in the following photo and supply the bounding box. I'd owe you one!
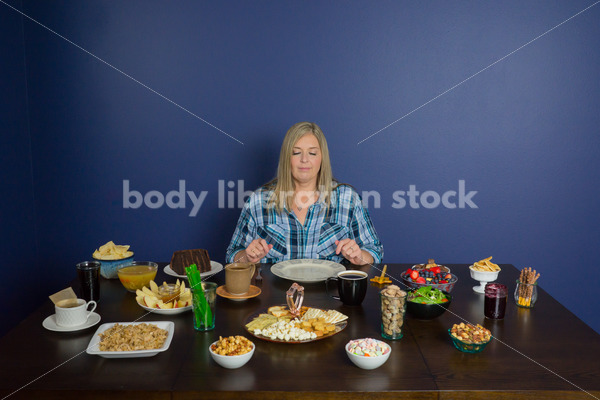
[117,262,158,292]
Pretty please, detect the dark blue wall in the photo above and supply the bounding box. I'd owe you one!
[2,1,599,335]
[1,0,39,337]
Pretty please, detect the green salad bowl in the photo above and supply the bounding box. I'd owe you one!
[406,288,452,320]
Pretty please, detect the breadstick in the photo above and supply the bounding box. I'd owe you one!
[517,267,541,306]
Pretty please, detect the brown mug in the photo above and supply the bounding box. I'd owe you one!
[225,263,256,295]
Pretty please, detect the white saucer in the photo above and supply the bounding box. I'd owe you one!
[42,312,101,332]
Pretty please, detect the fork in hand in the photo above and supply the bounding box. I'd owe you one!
[254,265,263,285]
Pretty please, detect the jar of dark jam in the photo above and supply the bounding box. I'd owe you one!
[484,283,507,319]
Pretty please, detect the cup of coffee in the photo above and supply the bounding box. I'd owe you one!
[225,263,256,295]
[55,298,97,327]
[326,270,368,306]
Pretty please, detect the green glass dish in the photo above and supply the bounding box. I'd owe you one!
[448,329,490,353]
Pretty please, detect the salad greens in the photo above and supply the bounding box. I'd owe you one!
[408,286,448,304]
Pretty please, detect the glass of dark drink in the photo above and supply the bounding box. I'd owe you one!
[484,283,507,319]
[77,261,101,302]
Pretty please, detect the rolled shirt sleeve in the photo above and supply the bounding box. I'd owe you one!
[351,201,383,264]
[225,195,257,263]
[342,186,383,264]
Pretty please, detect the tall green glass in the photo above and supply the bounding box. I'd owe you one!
[192,282,217,331]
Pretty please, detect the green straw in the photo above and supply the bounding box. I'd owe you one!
[185,264,212,328]
[185,264,202,327]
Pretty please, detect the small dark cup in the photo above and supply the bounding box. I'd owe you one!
[76,261,101,302]
[485,283,507,319]
[326,270,368,306]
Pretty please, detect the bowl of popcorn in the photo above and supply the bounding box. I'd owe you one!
[209,336,255,369]
[345,338,391,370]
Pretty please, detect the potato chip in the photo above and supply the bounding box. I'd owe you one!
[93,241,133,260]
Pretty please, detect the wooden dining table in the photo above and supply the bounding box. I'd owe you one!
[0,262,598,400]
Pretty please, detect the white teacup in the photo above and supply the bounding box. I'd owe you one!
[55,298,97,327]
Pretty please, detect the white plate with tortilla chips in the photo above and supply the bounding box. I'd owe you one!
[164,261,223,280]
[271,259,345,283]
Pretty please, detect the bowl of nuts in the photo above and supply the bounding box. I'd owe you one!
[448,323,492,353]
[209,336,255,369]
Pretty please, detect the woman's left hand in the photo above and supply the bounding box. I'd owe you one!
[335,239,371,265]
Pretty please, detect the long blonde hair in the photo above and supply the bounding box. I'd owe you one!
[267,122,335,213]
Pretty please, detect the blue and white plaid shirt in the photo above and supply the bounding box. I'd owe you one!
[225,184,383,264]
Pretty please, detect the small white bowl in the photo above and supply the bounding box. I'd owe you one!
[209,340,255,369]
[345,339,391,370]
[469,265,500,293]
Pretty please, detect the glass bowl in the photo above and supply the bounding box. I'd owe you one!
[400,272,458,293]
[514,279,538,308]
[448,328,491,353]
[117,262,158,292]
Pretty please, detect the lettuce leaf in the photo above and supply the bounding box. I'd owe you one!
[408,286,447,304]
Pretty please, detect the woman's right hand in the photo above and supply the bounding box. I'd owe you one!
[237,239,273,263]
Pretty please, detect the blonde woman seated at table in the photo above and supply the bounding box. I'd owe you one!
[225,121,383,266]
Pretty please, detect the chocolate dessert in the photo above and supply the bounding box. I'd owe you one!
[170,249,211,275]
